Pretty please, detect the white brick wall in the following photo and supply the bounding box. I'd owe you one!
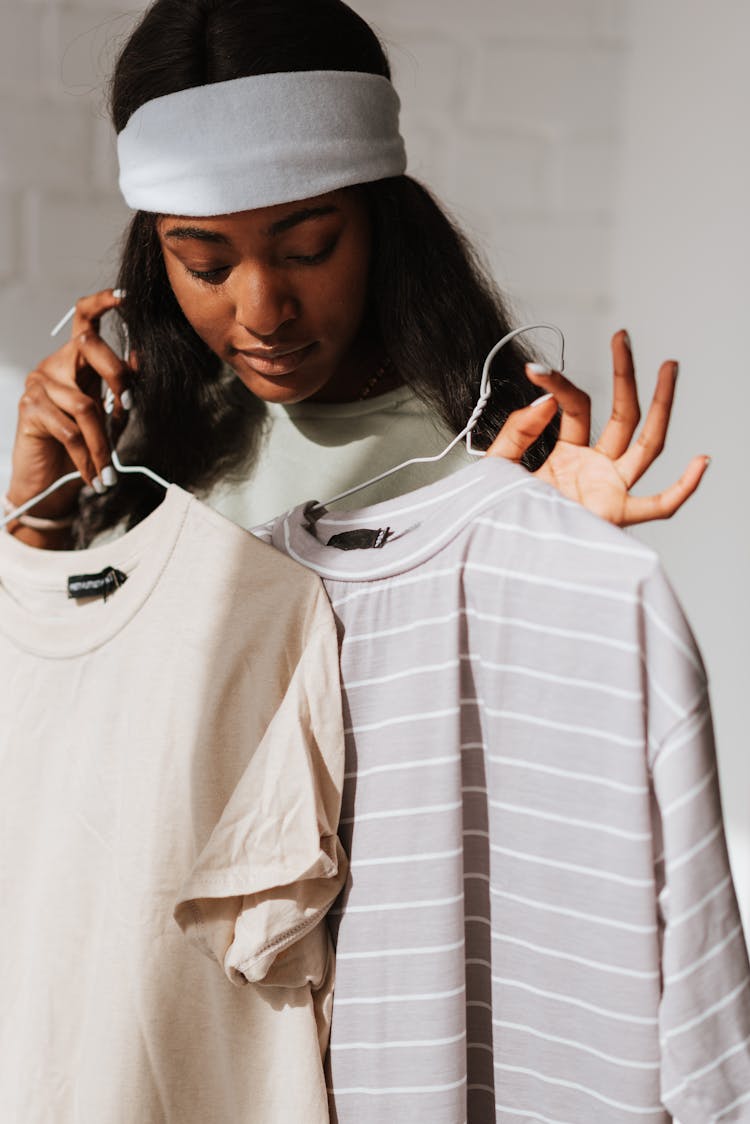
[355,0,626,386]
[0,0,627,484]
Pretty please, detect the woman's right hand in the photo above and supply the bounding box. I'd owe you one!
[7,288,133,523]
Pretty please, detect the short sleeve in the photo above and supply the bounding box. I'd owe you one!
[173,595,347,990]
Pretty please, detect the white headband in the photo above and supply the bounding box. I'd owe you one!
[117,70,407,216]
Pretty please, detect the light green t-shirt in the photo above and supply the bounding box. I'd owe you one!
[206,385,475,531]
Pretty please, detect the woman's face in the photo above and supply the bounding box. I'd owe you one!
[156,188,373,404]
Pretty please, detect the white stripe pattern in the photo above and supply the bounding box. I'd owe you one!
[491,1018,660,1070]
[491,976,659,1025]
[662,1032,750,1101]
[474,515,654,559]
[338,799,461,826]
[661,978,749,1041]
[487,752,648,795]
[331,1029,466,1051]
[337,938,464,961]
[488,798,651,841]
[492,1062,663,1115]
[491,930,659,980]
[345,752,459,782]
[489,841,654,888]
[328,1076,468,1096]
[269,458,750,1122]
[490,887,657,933]
[340,602,641,654]
[663,925,744,985]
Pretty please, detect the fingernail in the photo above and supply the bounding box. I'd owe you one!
[78,331,88,344]
[672,361,679,377]
[103,388,116,415]
[526,363,552,376]
[112,288,127,299]
[92,476,106,495]
[622,330,632,350]
[101,465,117,488]
[121,388,133,411]
[531,392,555,408]
[704,455,712,468]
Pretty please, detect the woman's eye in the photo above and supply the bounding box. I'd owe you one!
[287,238,338,266]
[186,266,229,284]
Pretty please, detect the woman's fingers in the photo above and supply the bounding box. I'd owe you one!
[69,288,131,411]
[39,335,131,416]
[26,372,115,489]
[615,360,679,488]
[619,455,710,527]
[485,393,558,463]
[70,288,126,339]
[593,331,641,459]
[76,331,132,412]
[525,364,591,445]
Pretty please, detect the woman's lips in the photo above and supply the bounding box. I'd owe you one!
[232,342,318,377]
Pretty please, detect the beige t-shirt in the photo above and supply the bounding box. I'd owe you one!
[0,485,346,1123]
[207,385,475,530]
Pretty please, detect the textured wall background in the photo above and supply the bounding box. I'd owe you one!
[0,0,747,927]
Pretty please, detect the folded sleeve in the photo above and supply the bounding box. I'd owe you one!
[173,596,347,990]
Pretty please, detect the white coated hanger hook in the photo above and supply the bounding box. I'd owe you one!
[465,322,565,457]
[313,321,566,511]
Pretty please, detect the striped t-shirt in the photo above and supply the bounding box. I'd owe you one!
[262,457,750,1124]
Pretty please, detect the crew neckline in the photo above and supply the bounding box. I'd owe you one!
[264,384,420,420]
[0,484,191,658]
[273,457,535,582]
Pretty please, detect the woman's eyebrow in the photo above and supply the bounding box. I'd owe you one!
[163,227,230,244]
[266,205,340,236]
[162,206,340,244]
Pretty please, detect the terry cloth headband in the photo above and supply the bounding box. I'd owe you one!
[117,70,407,216]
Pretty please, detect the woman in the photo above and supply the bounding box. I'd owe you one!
[6,2,743,1122]
[3,0,707,548]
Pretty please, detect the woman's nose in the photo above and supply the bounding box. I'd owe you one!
[231,265,300,339]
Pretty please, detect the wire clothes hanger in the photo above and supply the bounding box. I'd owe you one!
[0,314,564,531]
[0,305,170,532]
[308,321,565,515]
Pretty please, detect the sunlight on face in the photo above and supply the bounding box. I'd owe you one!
[157,189,373,405]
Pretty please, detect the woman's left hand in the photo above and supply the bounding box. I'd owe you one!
[485,329,710,527]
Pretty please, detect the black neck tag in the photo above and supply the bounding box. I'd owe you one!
[326,527,392,551]
[67,567,128,603]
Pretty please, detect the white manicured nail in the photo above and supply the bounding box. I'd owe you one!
[103,387,116,415]
[531,392,555,408]
[121,389,133,410]
[113,288,127,299]
[526,363,552,376]
[92,476,106,495]
[622,331,631,350]
[101,465,117,488]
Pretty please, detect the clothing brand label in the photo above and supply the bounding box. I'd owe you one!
[326,527,392,551]
[67,567,128,602]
